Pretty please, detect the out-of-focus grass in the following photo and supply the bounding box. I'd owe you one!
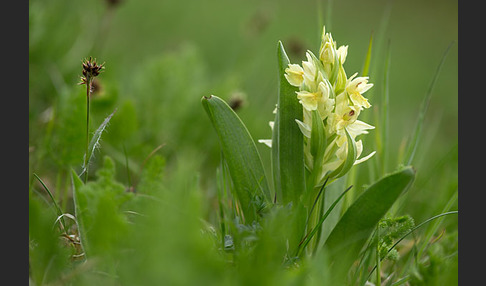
[29,0,457,284]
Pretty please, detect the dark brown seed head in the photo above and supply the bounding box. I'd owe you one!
[79,56,105,85]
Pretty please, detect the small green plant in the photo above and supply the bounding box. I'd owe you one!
[201,26,454,285]
[78,57,105,183]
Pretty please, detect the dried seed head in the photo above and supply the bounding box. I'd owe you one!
[79,56,105,86]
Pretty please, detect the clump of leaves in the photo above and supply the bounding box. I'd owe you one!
[377,215,415,261]
[410,230,458,286]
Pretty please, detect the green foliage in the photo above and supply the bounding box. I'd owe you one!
[29,195,71,285]
[377,215,415,261]
[410,230,458,286]
[72,156,133,261]
[50,88,87,168]
[322,166,415,284]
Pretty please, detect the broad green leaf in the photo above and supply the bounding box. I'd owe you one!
[80,108,117,176]
[273,41,306,205]
[202,95,270,224]
[322,166,415,284]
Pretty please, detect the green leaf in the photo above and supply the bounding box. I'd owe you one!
[308,109,327,189]
[202,95,270,224]
[327,128,356,180]
[80,108,117,176]
[310,110,326,162]
[361,32,373,77]
[322,166,416,284]
[273,41,306,205]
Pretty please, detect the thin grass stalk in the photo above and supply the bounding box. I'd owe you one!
[361,32,374,78]
[123,144,132,188]
[404,42,453,166]
[416,191,458,258]
[216,166,226,249]
[376,224,381,286]
[84,82,91,183]
[380,40,391,175]
[366,0,393,92]
[297,184,353,257]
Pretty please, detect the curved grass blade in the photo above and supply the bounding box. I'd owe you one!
[416,189,458,258]
[80,108,117,177]
[404,42,454,166]
[202,95,270,224]
[33,173,66,232]
[273,41,306,205]
[322,166,416,284]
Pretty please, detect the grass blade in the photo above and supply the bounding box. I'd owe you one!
[379,39,392,175]
[361,32,374,77]
[202,95,271,224]
[33,173,66,232]
[416,190,458,258]
[297,184,353,256]
[404,42,454,166]
[322,166,416,284]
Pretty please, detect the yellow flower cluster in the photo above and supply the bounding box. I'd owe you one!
[285,26,375,184]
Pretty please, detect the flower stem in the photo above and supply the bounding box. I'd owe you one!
[376,224,381,286]
[84,81,91,183]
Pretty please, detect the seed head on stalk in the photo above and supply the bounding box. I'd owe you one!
[79,57,105,91]
[79,56,104,183]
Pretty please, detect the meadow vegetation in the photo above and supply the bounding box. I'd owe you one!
[29,0,458,285]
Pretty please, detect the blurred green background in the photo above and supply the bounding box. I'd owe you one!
[29,0,457,262]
